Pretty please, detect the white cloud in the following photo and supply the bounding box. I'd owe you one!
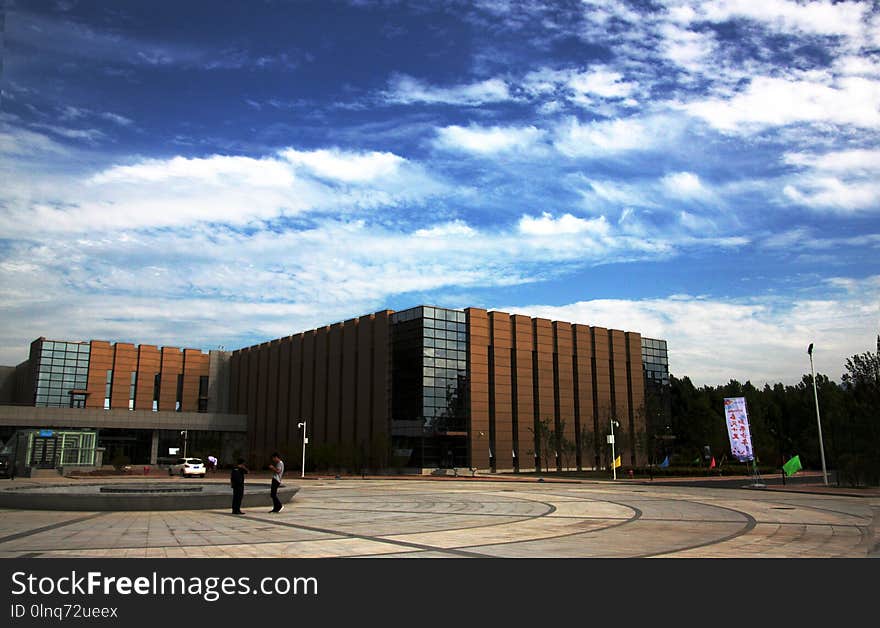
[434,124,546,154]
[518,212,611,236]
[567,67,636,99]
[662,171,710,199]
[680,0,871,42]
[91,154,296,187]
[681,74,880,132]
[0,126,69,156]
[581,179,651,207]
[522,66,638,108]
[678,210,717,232]
[100,112,133,126]
[782,148,880,212]
[659,23,717,72]
[0,147,450,235]
[383,74,512,105]
[553,116,657,157]
[500,275,880,385]
[413,220,477,238]
[783,178,880,212]
[784,149,880,174]
[279,148,406,183]
[31,123,106,143]
[0,202,751,365]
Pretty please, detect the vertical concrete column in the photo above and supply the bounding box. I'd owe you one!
[150,430,159,465]
[489,311,513,471]
[553,322,576,470]
[625,332,646,466]
[533,318,555,470]
[610,330,631,465]
[111,343,137,410]
[511,315,535,471]
[326,323,343,449]
[466,308,490,470]
[371,311,392,465]
[340,318,358,456]
[85,341,113,409]
[592,327,612,467]
[573,325,595,469]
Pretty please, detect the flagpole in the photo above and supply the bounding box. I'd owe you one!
[807,344,829,485]
[610,418,617,481]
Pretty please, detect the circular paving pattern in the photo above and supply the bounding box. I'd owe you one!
[0,478,875,558]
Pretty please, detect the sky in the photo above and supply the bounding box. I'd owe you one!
[1,0,879,385]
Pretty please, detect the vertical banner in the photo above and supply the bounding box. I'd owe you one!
[723,397,754,461]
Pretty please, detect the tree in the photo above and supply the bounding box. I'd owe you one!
[528,418,555,473]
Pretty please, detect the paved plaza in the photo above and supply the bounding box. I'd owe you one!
[0,477,876,558]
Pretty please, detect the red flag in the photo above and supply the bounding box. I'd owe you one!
[709,457,716,469]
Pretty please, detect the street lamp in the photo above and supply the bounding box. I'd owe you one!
[807,343,829,485]
[608,419,620,480]
[180,430,188,458]
[298,421,307,478]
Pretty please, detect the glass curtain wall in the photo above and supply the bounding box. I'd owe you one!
[391,306,469,468]
[642,337,672,461]
[33,340,91,407]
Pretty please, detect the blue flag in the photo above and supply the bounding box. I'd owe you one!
[658,456,669,468]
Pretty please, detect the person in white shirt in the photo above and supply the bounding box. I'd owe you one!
[268,452,285,513]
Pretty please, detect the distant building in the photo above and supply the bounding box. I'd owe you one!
[0,306,669,473]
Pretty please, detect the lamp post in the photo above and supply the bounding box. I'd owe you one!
[298,421,307,478]
[807,343,829,485]
[180,430,188,458]
[609,419,619,480]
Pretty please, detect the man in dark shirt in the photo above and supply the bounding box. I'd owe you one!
[230,458,248,514]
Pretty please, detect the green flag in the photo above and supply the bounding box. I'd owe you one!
[783,455,802,477]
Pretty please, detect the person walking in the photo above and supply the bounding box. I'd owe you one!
[268,451,285,513]
[230,458,248,514]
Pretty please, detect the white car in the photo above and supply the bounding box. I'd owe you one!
[169,457,206,478]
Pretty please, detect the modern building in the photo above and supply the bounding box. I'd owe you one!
[229,305,669,472]
[0,338,248,473]
[0,305,670,474]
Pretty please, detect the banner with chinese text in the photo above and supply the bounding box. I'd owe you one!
[723,397,754,462]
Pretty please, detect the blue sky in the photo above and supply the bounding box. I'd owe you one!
[1,0,879,384]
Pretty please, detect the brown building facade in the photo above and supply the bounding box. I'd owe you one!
[231,305,663,471]
[25,338,213,413]
[2,308,668,471]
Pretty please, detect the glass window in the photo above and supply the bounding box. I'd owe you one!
[423,306,435,319]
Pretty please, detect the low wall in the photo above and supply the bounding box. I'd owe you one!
[0,483,299,511]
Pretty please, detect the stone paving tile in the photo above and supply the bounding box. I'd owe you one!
[0,480,875,558]
[380,515,622,549]
[0,510,93,536]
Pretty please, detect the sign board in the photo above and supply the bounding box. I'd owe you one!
[723,397,754,462]
[303,438,309,444]
[606,435,615,444]
[168,447,180,455]
[38,430,54,438]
